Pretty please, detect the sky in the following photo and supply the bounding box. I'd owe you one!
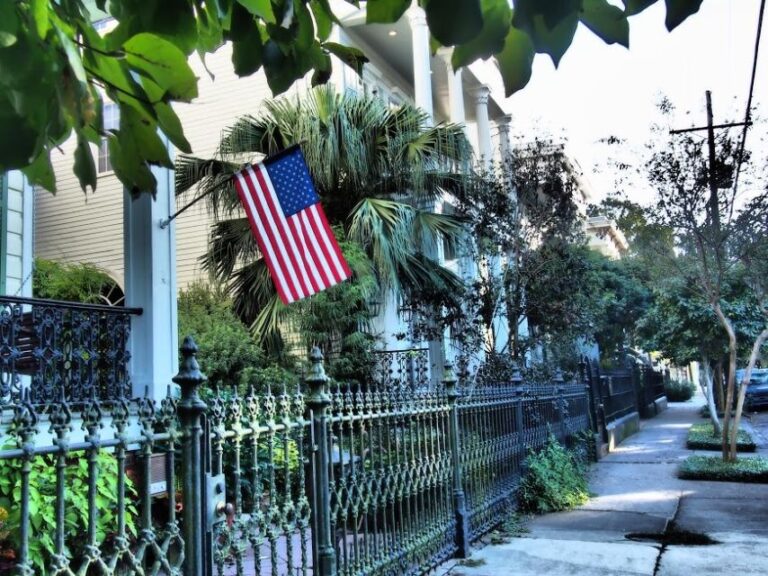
[503,0,767,205]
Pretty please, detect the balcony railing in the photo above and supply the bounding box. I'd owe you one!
[372,347,431,390]
[0,295,142,405]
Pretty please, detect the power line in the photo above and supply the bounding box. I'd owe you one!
[733,0,766,197]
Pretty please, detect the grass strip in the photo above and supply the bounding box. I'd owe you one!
[679,455,768,483]
[686,422,756,452]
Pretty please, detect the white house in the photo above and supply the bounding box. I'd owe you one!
[28,2,513,399]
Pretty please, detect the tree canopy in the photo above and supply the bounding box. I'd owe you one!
[1,0,708,195]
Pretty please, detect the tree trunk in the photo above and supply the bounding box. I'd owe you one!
[712,302,737,462]
[715,360,725,413]
[730,328,768,457]
[701,356,721,436]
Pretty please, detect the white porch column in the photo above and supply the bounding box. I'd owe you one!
[437,48,465,126]
[497,114,512,159]
[474,85,492,170]
[124,162,179,402]
[407,5,434,123]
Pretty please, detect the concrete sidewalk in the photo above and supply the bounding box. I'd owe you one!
[441,395,768,576]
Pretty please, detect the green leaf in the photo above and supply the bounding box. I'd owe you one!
[0,2,19,47]
[232,32,264,76]
[422,0,484,46]
[123,33,199,101]
[74,134,97,192]
[294,0,315,52]
[496,22,535,97]
[31,0,50,39]
[622,0,659,16]
[107,136,156,195]
[0,95,39,170]
[311,1,334,41]
[452,0,512,69]
[262,40,299,94]
[197,0,224,53]
[323,42,368,76]
[311,52,332,86]
[664,0,704,31]
[513,0,582,30]
[522,13,579,67]
[56,28,88,84]
[580,0,630,47]
[22,151,55,192]
[236,0,277,23]
[366,0,411,24]
[120,105,172,168]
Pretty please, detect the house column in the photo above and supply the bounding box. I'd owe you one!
[474,85,492,170]
[407,4,434,122]
[497,114,512,159]
[437,48,466,125]
[124,161,179,403]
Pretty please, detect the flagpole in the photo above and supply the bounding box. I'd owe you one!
[159,187,218,229]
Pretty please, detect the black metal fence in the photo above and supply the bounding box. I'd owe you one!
[0,295,141,405]
[1,335,593,576]
[585,358,668,442]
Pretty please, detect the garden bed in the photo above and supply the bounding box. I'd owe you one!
[686,423,756,452]
[678,455,768,483]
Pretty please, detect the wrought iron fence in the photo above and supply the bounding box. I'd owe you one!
[371,348,430,392]
[1,338,593,576]
[0,388,182,575]
[0,295,141,405]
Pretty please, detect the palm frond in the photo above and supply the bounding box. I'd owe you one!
[411,210,466,253]
[398,253,465,298]
[201,218,260,281]
[348,198,415,289]
[174,155,242,219]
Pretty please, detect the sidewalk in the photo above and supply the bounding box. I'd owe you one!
[440,395,768,576]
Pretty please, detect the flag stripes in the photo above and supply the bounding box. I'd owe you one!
[233,154,351,304]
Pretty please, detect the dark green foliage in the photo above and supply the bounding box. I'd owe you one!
[665,379,696,402]
[33,258,118,303]
[687,422,755,452]
[518,434,589,513]
[679,455,768,483]
[177,282,267,390]
[0,451,136,573]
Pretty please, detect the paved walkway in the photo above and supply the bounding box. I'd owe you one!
[440,394,768,576]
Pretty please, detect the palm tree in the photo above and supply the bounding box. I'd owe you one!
[175,86,476,350]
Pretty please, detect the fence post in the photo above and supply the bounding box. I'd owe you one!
[175,336,208,576]
[306,347,337,576]
[444,362,470,558]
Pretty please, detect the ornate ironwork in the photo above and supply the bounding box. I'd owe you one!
[371,348,430,391]
[1,334,593,576]
[0,388,182,574]
[0,295,142,405]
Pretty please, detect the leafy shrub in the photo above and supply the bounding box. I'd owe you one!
[679,455,768,483]
[687,422,755,452]
[0,450,136,572]
[665,379,696,402]
[518,434,590,513]
[178,283,267,390]
[33,258,118,303]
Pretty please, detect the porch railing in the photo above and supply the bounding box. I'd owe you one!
[0,295,142,405]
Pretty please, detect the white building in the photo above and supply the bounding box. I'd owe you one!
[25,3,513,398]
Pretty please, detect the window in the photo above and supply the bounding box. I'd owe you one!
[98,102,119,173]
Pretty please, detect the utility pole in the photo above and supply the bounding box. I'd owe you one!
[705,91,720,234]
[670,91,751,236]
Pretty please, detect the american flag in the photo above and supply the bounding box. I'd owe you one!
[233,146,352,304]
